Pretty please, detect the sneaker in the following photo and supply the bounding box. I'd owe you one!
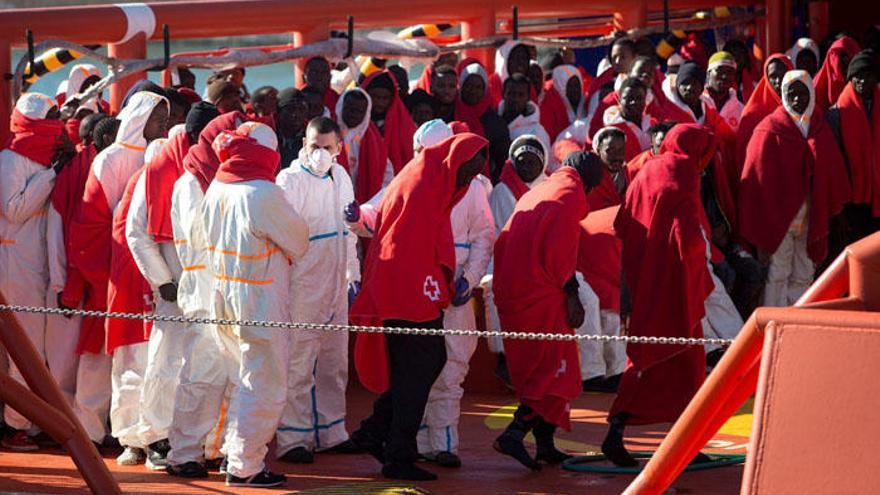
[30,431,60,449]
[225,469,286,488]
[166,461,209,478]
[116,446,146,465]
[219,457,228,475]
[434,451,462,468]
[1,430,39,452]
[280,446,314,464]
[146,449,168,471]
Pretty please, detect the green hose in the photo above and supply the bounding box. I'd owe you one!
[562,451,746,474]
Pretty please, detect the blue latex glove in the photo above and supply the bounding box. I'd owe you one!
[451,277,471,306]
[344,201,361,223]
[348,281,361,306]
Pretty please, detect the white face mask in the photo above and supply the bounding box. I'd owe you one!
[303,147,335,175]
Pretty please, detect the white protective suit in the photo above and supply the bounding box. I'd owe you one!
[275,156,359,455]
[198,123,309,479]
[126,126,187,448]
[0,93,59,430]
[167,168,231,466]
[100,91,169,449]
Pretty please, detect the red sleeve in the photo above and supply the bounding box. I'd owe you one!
[67,171,113,289]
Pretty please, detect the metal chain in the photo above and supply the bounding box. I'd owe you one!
[0,304,732,346]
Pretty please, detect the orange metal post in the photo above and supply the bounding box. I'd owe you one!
[0,39,10,145]
[766,0,786,54]
[0,291,120,494]
[461,10,496,74]
[108,33,147,113]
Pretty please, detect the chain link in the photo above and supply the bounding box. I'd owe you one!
[0,304,733,346]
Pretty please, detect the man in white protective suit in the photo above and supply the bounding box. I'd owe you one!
[274,116,361,464]
[198,121,309,488]
[344,118,495,468]
[0,92,71,450]
[125,124,187,470]
[166,104,245,480]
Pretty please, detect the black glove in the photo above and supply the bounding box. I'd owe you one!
[56,292,73,319]
[159,282,178,303]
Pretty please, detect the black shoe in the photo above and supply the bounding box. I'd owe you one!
[582,376,608,392]
[533,419,572,465]
[280,446,314,464]
[166,461,209,478]
[205,457,225,472]
[323,439,364,454]
[31,431,61,449]
[706,349,726,368]
[225,469,286,488]
[601,417,638,468]
[604,373,622,392]
[493,431,541,471]
[434,451,462,468]
[382,462,438,481]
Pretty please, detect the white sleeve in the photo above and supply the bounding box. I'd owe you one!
[461,187,496,288]
[254,185,310,261]
[47,204,67,292]
[335,167,362,284]
[126,175,175,288]
[0,153,56,224]
[489,185,516,235]
[382,159,395,187]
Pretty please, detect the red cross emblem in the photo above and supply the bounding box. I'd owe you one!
[423,276,441,302]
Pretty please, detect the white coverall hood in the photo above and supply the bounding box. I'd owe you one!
[115,91,169,151]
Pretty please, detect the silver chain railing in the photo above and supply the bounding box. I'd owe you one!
[0,304,733,346]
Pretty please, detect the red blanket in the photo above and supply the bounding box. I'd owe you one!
[54,145,96,320]
[735,54,794,177]
[609,124,716,425]
[69,167,113,354]
[106,169,153,354]
[182,111,246,192]
[625,149,653,182]
[539,85,571,143]
[213,131,281,184]
[337,122,389,203]
[738,106,851,263]
[145,131,190,243]
[837,83,880,214]
[7,109,64,166]
[352,133,489,393]
[814,36,860,112]
[361,72,416,175]
[494,167,588,429]
[499,159,529,200]
[587,168,625,211]
[578,206,622,312]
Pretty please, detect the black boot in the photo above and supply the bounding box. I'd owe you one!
[533,418,572,464]
[601,413,638,467]
[493,405,541,471]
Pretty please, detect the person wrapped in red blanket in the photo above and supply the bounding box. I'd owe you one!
[602,123,718,468]
[350,133,488,482]
[492,152,603,471]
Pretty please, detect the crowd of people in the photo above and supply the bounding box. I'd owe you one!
[0,25,878,488]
